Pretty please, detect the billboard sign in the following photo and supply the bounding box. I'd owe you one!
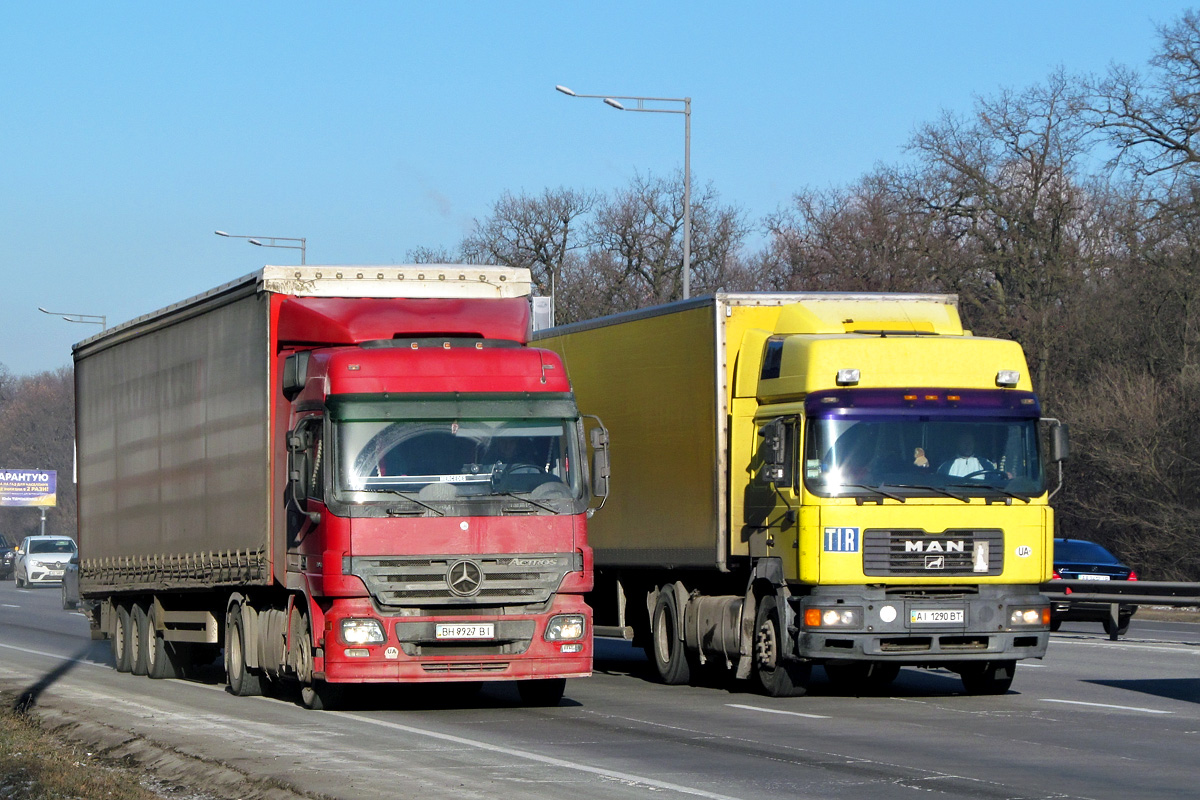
[0,470,57,507]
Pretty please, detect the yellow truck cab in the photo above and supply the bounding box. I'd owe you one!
[537,293,1066,697]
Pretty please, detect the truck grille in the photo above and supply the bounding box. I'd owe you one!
[348,553,578,609]
[863,529,1004,577]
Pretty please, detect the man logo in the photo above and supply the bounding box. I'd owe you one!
[446,559,484,596]
[925,555,945,569]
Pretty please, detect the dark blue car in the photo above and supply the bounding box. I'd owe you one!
[1051,538,1139,636]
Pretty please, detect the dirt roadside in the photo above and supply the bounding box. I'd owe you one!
[0,683,325,800]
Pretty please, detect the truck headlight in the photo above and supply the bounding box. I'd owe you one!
[1009,607,1050,626]
[803,607,862,628]
[544,614,586,641]
[340,618,386,645]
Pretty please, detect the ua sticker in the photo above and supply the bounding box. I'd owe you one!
[1015,545,1032,558]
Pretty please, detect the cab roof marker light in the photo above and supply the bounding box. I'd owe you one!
[836,368,860,386]
[997,370,1021,387]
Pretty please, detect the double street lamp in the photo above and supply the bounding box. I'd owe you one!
[215,230,307,264]
[556,84,693,299]
[38,307,107,330]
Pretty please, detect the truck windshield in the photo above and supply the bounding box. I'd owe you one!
[334,417,584,504]
[804,415,1044,498]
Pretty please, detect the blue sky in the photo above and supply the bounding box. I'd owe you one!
[2,1,1193,376]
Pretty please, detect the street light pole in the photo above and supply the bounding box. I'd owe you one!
[37,307,106,330]
[215,230,307,264]
[556,85,692,299]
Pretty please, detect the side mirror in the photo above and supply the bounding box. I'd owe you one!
[282,351,311,401]
[1042,418,1070,463]
[758,418,787,485]
[1050,422,1070,463]
[589,423,610,500]
[287,428,312,502]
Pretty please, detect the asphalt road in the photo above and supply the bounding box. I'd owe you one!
[1,579,1197,800]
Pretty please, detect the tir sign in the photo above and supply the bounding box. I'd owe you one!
[824,527,860,553]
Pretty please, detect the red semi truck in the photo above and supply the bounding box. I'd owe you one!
[73,265,608,708]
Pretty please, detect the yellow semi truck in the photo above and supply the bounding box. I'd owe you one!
[536,293,1067,696]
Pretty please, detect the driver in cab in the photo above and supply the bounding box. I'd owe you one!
[943,433,995,478]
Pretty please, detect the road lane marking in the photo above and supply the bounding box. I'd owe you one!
[726,703,831,719]
[1050,638,1199,654]
[1041,699,1173,715]
[0,642,108,666]
[1,603,20,608]
[335,709,749,800]
[0,650,747,799]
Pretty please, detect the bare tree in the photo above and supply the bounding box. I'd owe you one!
[461,187,597,320]
[759,167,954,293]
[906,70,1092,398]
[587,172,750,308]
[1087,10,1200,177]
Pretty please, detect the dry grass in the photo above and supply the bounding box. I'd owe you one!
[0,703,166,800]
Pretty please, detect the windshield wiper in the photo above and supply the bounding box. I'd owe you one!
[374,490,446,517]
[946,483,1032,503]
[888,483,970,503]
[945,484,1032,503]
[495,491,558,513]
[843,484,906,503]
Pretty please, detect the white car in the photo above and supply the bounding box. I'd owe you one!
[14,535,77,588]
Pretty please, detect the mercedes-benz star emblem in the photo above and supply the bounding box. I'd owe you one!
[446,559,483,596]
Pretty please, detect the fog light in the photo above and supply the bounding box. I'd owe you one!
[341,618,386,645]
[1009,608,1047,626]
[344,648,370,657]
[544,614,586,641]
[807,607,862,628]
[560,642,583,653]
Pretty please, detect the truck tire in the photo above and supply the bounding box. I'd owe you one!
[146,604,179,680]
[301,680,343,711]
[649,588,691,685]
[959,660,1016,695]
[130,604,150,676]
[113,604,133,673]
[824,661,900,694]
[518,678,566,707]
[225,607,262,697]
[753,594,808,697]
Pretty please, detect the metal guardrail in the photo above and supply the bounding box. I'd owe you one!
[1039,579,1200,641]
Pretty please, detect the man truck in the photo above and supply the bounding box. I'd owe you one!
[536,292,1066,696]
[74,265,608,708]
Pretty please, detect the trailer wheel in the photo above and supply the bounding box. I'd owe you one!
[959,660,1016,695]
[753,594,808,697]
[225,606,262,697]
[518,678,566,707]
[146,604,179,680]
[130,604,150,676]
[649,588,691,685]
[113,604,133,673]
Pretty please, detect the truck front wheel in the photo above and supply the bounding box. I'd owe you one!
[648,588,691,685]
[959,660,1016,695]
[518,678,566,706]
[753,594,808,697]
